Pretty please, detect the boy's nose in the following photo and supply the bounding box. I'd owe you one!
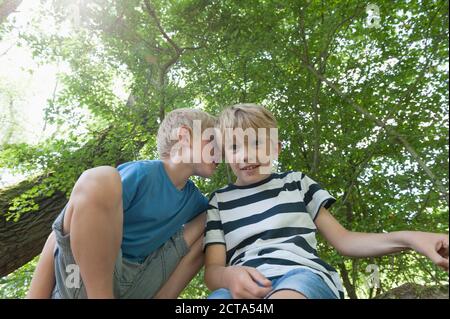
[243,144,259,164]
[236,147,248,164]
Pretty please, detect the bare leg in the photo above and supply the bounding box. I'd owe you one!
[26,232,56,299]
[268,290,307,299]
[153,212,206,299]
[63,166,123,298]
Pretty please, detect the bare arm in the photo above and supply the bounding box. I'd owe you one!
[154,212,207,299]
[315,206,449,271]
[26,232,56,298]
[204,244,271,299]
[204,244,228,290]
[154,237,204,298]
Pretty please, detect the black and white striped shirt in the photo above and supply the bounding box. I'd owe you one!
[204,171,345,299]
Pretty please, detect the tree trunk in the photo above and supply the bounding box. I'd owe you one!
[0,0,22,24]
[377,283,449,299]
[0,177,67,277]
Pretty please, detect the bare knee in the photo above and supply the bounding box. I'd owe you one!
[64,166,123,234]
[74,166,121,199]
[71,166,122,209]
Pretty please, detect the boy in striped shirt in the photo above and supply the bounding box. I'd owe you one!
[204,103,448,299]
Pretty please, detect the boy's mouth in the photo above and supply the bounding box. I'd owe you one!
[240,164,260,171]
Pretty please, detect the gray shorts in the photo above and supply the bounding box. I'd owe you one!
[51,206,189,299]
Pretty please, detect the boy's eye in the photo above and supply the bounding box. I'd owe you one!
[227,144,239,153]
[252,139,262,147]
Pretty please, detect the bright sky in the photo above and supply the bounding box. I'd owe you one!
[0,1,134,187]
[0,0,60,186]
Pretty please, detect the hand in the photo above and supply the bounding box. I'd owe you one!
[223,266,272,299]
[408,232,449,272]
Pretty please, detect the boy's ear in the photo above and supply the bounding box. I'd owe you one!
[177,126,192,146]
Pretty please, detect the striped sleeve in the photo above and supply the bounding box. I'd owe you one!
[203,192,226,251]
[298,173,336,220]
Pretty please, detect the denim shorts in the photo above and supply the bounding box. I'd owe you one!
[208,267,338,299]
[50,205,189,299]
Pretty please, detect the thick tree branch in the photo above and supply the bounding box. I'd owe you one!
[142,0,190,121]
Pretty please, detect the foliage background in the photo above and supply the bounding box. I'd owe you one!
[0,0,448,299]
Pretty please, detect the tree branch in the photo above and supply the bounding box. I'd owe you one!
[301,60,449,205]
[297,4,364,175]
[338,262,358,299]
[143,0,182,55]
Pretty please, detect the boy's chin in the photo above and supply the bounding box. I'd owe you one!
[237,170,271,185]
[194,164,217,178]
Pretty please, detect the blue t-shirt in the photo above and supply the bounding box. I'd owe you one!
[117,160,208,262]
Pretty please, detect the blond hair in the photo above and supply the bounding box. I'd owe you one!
[157,108,215,158]
[217,103,277,133]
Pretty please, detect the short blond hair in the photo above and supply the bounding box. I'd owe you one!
[217,103,277,133]
[157,108,215,158]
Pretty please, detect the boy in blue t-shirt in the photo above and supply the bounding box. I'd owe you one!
[204,104,449,299]
[27,108,219,299]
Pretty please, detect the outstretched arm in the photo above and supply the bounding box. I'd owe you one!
[26,232,56,298]
[315,206,449,271]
